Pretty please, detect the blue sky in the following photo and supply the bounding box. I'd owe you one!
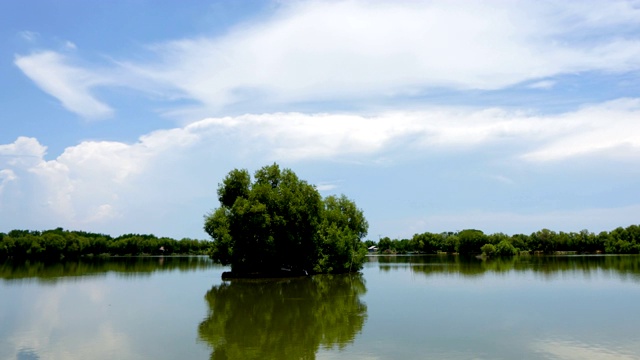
[1,0,640,240]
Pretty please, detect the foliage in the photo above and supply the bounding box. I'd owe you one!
[0,228,211,260]
[204,164,368,275]
[316,195,369,272]
[456,229,486,255]
[377,237,393,253]
[368,224,640,256]
[481,243,496,256]
[494,240,518,256]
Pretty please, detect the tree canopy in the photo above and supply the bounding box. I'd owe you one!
[204,163,368,275]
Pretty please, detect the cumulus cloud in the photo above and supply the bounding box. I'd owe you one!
[1,99,639,237]
[0,169,17,195]
[14,51,114,119]
[15,0,640,118]
[0,136,47,167]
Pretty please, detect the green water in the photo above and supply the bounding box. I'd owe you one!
[1,255,639,359]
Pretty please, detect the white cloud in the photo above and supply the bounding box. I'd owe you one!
[65,41,77,50]
[14,51,114,119]
[522,98,640,161]
[528,80,556,89]
[15,1,640,118]
[0,136,47,167]
[1,99,639,237]
[316,182,341,192]
[126,0,640,112]
[0,169,17,195]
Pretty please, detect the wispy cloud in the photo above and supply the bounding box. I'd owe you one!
[521,98,640,161]
[528,80,556,89]
[316,182,341,192]
[18,30,39,42]
[14,1,640,119]
[14,51,114,119]
[130,0,640,113]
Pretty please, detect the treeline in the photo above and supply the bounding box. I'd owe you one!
[0,228,212,261]
[368,224,640,256]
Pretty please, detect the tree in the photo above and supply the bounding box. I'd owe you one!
[494,240,518,256]
[481,243,496,257]
[377,237,392,253]
[316,195,369,273]
[456,229,486,255]
[204,164,369,275]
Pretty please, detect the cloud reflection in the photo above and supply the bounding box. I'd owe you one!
[533,339,639,360]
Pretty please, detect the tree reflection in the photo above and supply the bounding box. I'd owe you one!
[198,274,367,360]
[380,255,640,282]
[0,256,216,283]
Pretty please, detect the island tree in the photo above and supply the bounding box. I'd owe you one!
[204,163,368,275]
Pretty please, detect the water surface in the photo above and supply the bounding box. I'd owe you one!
[1,255,639,359]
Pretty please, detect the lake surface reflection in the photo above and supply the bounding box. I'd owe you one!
[199,274,366,359]
[1,255,640,359]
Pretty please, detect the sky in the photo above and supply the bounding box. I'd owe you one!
[1,0,640,240]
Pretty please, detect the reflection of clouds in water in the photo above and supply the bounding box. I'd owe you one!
[8,286,67,356]
[17,348,39,360]
[317,353,380,360]
[533,339,640,360]
[6,281,139,360]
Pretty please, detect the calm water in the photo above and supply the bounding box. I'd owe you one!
[1,255,640,359]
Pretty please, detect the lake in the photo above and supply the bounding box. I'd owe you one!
[1,255,640,359]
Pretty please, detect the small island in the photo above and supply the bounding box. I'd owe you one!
[204,163,369,278]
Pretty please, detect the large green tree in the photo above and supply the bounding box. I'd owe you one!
[204,164,368,275]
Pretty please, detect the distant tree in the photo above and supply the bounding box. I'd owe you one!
[377,237,393,252]
[530,229,556,253]
[494,240,518,256]
[510,234,529,252]
[416,232,444,253]
[442,234,459,253]
[481,243,496,256]
[456,229,486,255]
[204,164,369,275]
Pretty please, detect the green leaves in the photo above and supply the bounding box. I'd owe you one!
[204,164,369,275]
